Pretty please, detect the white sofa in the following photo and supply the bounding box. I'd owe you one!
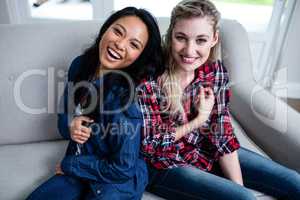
[0,19,299,200]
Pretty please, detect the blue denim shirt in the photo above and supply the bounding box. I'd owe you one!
[57,56,148,199]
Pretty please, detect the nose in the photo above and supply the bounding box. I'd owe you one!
[184,41,196,56]
[115,39,126,51]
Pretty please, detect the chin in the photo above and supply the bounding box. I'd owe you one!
[179,64,197,71]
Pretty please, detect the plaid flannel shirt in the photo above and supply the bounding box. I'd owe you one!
[137,60,240,171]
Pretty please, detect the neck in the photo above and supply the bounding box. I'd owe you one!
[96,65,113,78]
[175,67,195,90]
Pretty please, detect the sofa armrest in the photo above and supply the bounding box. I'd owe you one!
[230,81,300,172]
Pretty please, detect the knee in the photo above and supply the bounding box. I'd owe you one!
[234,188,256,200]
[287,170,300,197]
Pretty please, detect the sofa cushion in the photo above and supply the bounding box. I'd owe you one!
[0,140,163,200]
[0,139,275,200]
[0,140,67,200]
[231,115,269,158]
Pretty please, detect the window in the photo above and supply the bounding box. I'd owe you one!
[7,0,293,84]
[114,0,182,17]
[113,0,275,79]
[114,0,274,32]
[29,0,93,20]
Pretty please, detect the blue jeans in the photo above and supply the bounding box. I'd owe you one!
[146,147,300,200]
[26,175,87,200]
[25,175,123,200]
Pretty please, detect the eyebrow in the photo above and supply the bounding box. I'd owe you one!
[175,32,209,39]
[115,23,144,48]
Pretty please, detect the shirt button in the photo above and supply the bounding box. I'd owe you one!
[96,190,101,194]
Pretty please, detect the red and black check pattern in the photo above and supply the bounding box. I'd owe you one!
[137,60,240,171]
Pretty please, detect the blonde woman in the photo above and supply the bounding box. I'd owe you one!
[138,0,300,199]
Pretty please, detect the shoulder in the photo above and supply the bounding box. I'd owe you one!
[213,60,229,76]
[213,60,230,85]
[202,60,230,82]
[197,60,228,75]
[136,77,161,96]
[102,77,142,119]
[67,55,83,81]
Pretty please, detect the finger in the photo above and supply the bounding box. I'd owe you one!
[199,86,205,101]
[204,87,213,94]
[73,138,84,144]
[74,129,90,137]
[74,135,89,141]
[74,137,88,144]
[72,130,83,137]
[75,130,91,139]
[56,170,63,175]
[80,126,92,134]
[74,132,88,138]
[79,116,94,123]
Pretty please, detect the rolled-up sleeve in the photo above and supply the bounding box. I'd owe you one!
[209,61,240,158]
[61,100,143,184]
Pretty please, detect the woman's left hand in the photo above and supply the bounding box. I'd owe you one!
[55,163,64,175]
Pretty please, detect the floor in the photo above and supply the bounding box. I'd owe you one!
[287,98,300,113]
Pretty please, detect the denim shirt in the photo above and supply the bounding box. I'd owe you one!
[57,56,148,199]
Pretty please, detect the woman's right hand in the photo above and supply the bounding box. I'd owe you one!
[69,116,94,144]
[195,86,215,125]
[175,86,215,141]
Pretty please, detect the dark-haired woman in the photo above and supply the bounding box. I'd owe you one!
[26,7,164,200]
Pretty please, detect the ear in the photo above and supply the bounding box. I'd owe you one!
[211,30,219,47]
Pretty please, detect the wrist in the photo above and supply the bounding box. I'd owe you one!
[192,115,206,129]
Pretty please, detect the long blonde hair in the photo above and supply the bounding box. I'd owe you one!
[161,0,221,115]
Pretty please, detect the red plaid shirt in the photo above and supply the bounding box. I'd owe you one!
[137,60,240,171]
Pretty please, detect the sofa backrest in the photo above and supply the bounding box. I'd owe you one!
[0,21,101,145]
[0,19,253,145]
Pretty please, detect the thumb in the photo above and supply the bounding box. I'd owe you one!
[199,86,205,102]
[80,116,94,123]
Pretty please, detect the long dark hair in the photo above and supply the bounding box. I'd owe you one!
[75,7,164,83]
[73,7,164,108]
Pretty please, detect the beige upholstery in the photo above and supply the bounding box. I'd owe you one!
[220,20,300,172]
[1,19,298,200]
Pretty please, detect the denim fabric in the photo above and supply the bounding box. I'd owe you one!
[147,147,300,200]
[26,175,132,200]
[27,56,148,199]
[26,175,87,200]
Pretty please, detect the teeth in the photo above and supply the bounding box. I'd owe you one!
[107,48,121,59]
[182,56,196,63]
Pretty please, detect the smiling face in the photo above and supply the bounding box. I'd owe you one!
[171,16,218,73]
[99,16,149,70]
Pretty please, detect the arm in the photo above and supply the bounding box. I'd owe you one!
[208,61,242,181]
[175,86,214,141]
[209,61,240,156]
[57,56,81,139]
[61,99,143,184]
[138,82,212,156]
[219,151,243,185]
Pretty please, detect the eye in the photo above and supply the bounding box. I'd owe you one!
[130,42,140,50]
[175,36,186,42]
[196,38,207,45]
[113,27,122,36]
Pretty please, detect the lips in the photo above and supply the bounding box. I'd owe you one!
[181,56,197,64]
[107,47,122,60]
